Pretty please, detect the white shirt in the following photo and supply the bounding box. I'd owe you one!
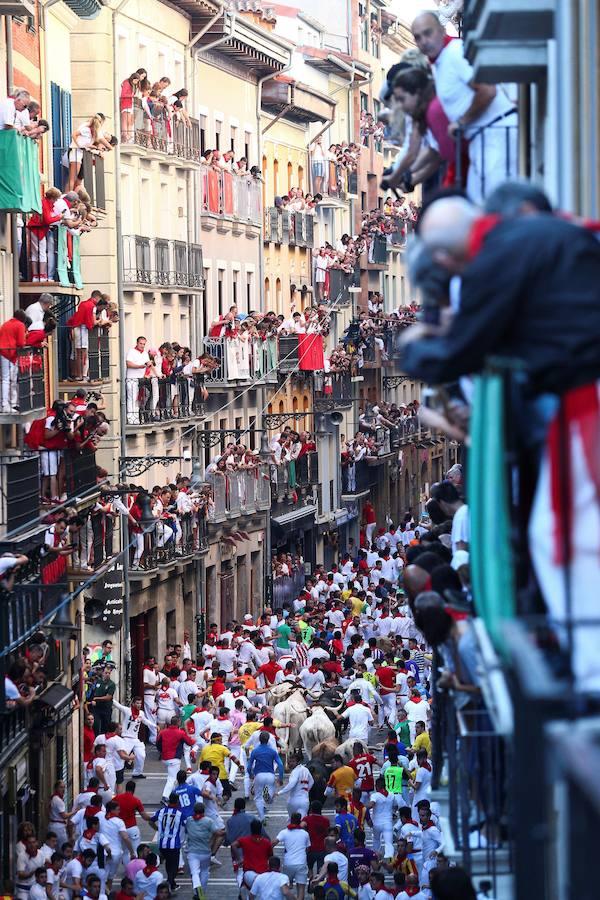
[278,764,313,801]
[99,814,127,850]
[105,734,128,772]
[323,850,348,883]
[126,347,150,379]
[343,679,381,706]
[26,301,47,331]
[341,703,373,742]
[156,686,179,713]
[299,668,325,695]
[250,871,290,899]
[143,667,158,694]
[275,827,310,865]
[433,39,514,136]
[413,765,432,804]
[370,790,395,824]
[215,648,237,674]
[451,504,470,554]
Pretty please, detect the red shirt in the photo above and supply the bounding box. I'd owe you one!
[156,726,194,760]
[237,836,273,873]
[349,753,377,792]
[364,505,376,525]
[0,318,26,362]
[83,726,96,763]
[212,679,225,700]
[302,813,330,852]
[67,298,96,330]
[375,666,397,692]
[113,792,145,828]
[257,661,282,685]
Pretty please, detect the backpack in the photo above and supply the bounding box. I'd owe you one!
[323,884,345,900]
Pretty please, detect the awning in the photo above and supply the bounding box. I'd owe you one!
[262,78,336,124]
[36,683,74,720]
[62,0,103,18]
[0,130,41,214]
[271,505,317,527]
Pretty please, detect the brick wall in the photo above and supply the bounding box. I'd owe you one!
[11,0,41,103]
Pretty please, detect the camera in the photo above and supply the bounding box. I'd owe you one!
[52,401,73,432]
[87,391,102,402]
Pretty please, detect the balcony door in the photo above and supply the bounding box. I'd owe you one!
[50,82,72,190]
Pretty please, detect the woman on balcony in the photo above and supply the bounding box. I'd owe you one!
[64,114,113,191]
[120,72,141,143]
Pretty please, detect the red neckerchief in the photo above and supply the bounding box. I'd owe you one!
[309,665,320,674]
[405,886,421,897]
[404,818,418,827]
[467,214,501,259]
[142,866,159,876]
[192,813,204,820]
[380,613,389,619]
[422,821,435,830]
[105,731,116,740]
[84,805,101,818]
[326,877,341,886]
[378,788,389,797]
[287,824,302,830]
[107,812,119,819]
[130,706,140,719]
[410,696,422,704]
[420,760,432,771]
[82,828,95,840]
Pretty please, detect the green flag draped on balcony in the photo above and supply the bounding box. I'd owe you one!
[467,371,516,651]
[0,131,42,214]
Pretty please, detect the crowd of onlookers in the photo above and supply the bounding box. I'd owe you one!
[120,69,190,142]
[360,109,386,144]
[200,148,263,180]
[0,88,49,137]
[273,187,321,214]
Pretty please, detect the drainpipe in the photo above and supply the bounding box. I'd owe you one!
[256,49,292,605]
[41,0,63,186]
[112,0,133,700]
[5,17,20,313]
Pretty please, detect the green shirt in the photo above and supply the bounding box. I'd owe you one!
[276,622,291,649]
[93,679,115,707]
[394,720,411,747]
[384,764,405,795]
[181,702,197,723]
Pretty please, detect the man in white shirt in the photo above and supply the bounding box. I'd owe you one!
[99,800,134,885]
[299,663,325,698]
[0,89,31,131]
[215,640,238,675]
[142,660,158,744]
[338,696,373,743]
[250,856,293,900]
[411,12,517,203]
[125,336,150,424]
[273,812,311,898]
[112,697,153,777]
[26,294,52,331]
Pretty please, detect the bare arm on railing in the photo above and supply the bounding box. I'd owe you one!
[447,83,497,137]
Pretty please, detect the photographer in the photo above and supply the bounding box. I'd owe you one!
[39,400,76,503]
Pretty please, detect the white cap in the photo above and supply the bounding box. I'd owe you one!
[243,613,253,621]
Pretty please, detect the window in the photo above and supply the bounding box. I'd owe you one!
[230,125,237,155]
[359,3,368,51]
[374,99,383,152]
[215,121,221,151]
[203,422,211,468]
[244,131,251,162]
[361,191,367,213]
[248,416,256,450]
[201,268,209,338]
[50,82,72,185]
[217,269,224,316]
[235,417,242,440]
[246,272,253,311]
[287,161,293,193]
[219,418,227,453]
[273,159,279,196]
[200,115,207,155]
[232,270,239,309]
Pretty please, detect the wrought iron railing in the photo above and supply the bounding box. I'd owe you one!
[122,99,202,162]
[264,208,315,248]
[125,373,207,425]
[200,169,262,226]
[122,235,203,288]
[202,336,278,385]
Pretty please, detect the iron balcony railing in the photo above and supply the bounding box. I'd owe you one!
[128,506,211,574]
[20,219,84,289]
[273,564,307,608]
[308,152,351,202]
[206,466,271,523]
[125,373,207,426]
[264,208,315,248]
[122,99,202,162]
[0,348,46,418]
[341,458,379,494]
[200,168,262,226]
[202,336,278,386]
[122,235,204,288]
[454,123,518,201]
[0,452,41,537]
[313,371,353,410]
[68,505,120,575]
[63,448,97,497]
[327,266,360,307]
[56,319,110,383]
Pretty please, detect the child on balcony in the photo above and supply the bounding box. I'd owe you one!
[26,187,63,282]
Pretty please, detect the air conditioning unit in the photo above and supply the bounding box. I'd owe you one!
[0,1,36,15]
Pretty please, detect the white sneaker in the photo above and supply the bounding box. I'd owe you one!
[210,856,222,867]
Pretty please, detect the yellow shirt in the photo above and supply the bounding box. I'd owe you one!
[327,765,357,798]
[341,588,352,603]
[238,721,262,747]
[199,743,231,779]
[412,731,432,756]
[350,596,365,617]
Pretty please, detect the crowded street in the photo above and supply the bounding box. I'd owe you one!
[1,1,600,900]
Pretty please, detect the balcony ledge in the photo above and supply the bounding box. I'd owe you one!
[19,281,81,296]
[0,406,46,426]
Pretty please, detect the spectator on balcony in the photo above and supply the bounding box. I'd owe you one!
[135,68,150,93]
[234,156,248,174]
[151,76,172,96]
[120,72,141,143]
[169,89,190,126]
[311,136,327,195]
[217,150,235,172]
[64,114,114,191]
[0,308,30,414]
[66,290,104,381]
[25,292,53,335]
[126,336,150,425]
[26,189,64,282]
[0,87,31,131]
[411,11,517,203]
[200,148,214,167]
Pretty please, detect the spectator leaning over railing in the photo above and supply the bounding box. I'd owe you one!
[0,308,30,413]
[63,113,115,191]
[0,87,31,130]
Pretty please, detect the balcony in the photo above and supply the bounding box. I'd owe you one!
[125,374,207,427]
[68,505,120,580]
[121,99,202,164]
[0,130,42,215]
[128,506,211,578]
[0,348,46,424]
[56,312,111,385]
[206,465,271,524]
[341,458,379,496]
[308,152,352,206]
[200,169,262,231]
[20,221,83,292]
[202,336,278,387]
[313,371,353,411]
[64,448,98,497]
[463,0,554,81]
[0,452,41,537]
[364,235,388,268]
[386,227,407,251]
[327,266,360,308]
[122,236,204,290]
[270,453,319,521]
[264,208,315,248]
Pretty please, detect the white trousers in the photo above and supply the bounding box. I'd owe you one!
[1,357,17,411]
[378,693,397,727]
[252,772,275,821]
[366,522,376,544]
[162,758,182,800]
[187,851,211,891]
[143,698,157,743]
[122,737,146,775]
[467,120,518,205]
[373,821,394,859]
[286,795,310,819]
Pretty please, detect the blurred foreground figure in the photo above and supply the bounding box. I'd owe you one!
[402,194,600,690]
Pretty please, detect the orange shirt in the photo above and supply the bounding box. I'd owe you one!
[327,765,357,799]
